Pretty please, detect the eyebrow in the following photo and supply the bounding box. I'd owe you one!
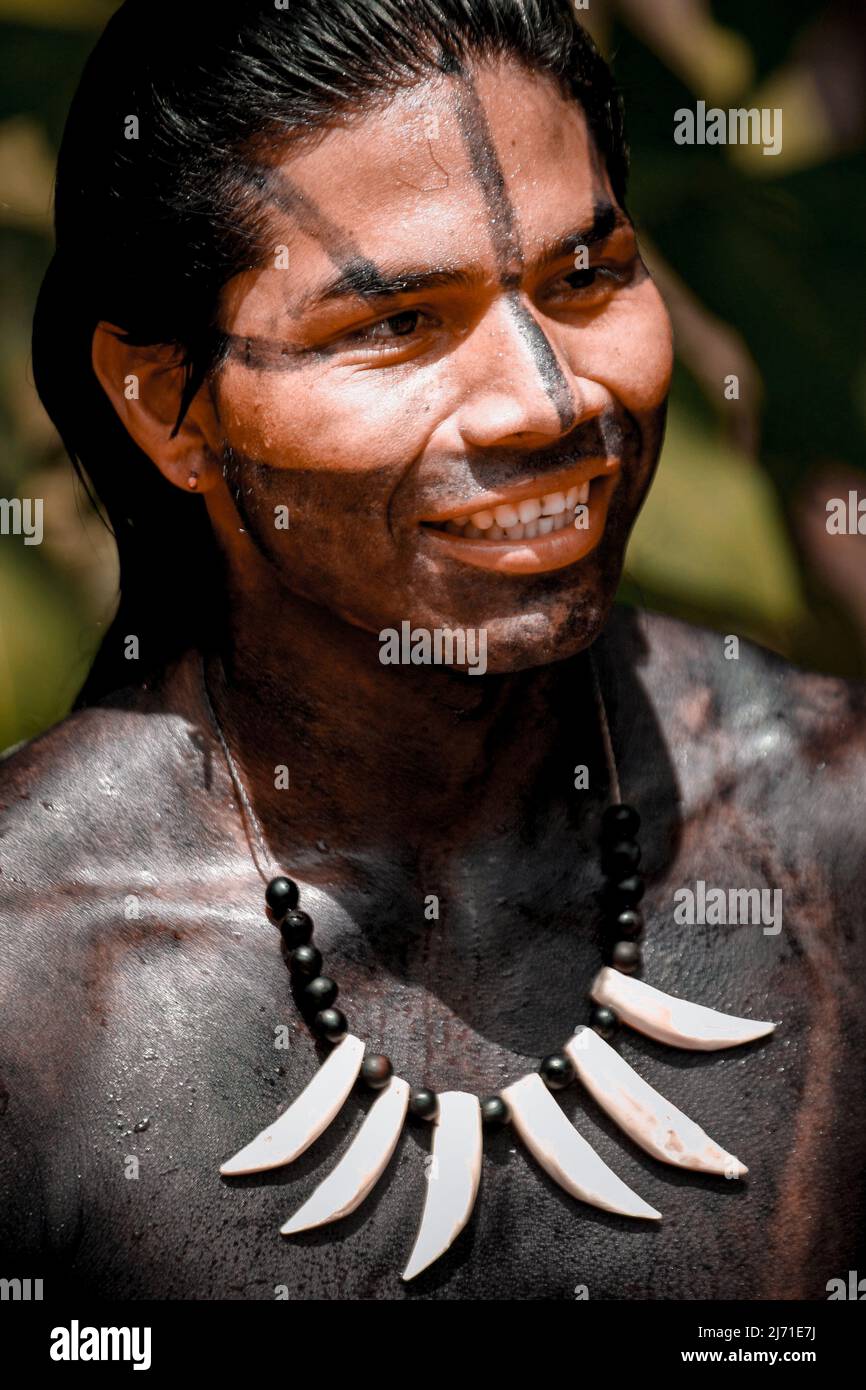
[295,202,628,313]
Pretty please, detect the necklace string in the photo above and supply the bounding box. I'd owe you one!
[588,646,622,805]
[199,655,281,887]
[199,645,621,883]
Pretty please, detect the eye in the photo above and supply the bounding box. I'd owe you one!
[565,268,602,290]
[545,262,631,307]
[564,266,621,294]
[349,309,427,345]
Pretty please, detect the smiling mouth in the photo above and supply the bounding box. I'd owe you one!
[420,462,613,535]
[417,462,620,575]
[427,479,590,540]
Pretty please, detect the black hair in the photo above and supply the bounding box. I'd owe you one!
[31,0,628,705]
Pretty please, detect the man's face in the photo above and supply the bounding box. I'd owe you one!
[205,58,673,671]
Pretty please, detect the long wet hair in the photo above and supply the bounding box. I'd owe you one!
[32,0,628,705]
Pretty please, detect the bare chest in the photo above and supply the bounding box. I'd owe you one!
[40,844,864,1301]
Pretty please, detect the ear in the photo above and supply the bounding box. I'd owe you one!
[91,321,222,494]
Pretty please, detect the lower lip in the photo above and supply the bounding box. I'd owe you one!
[419,473,619,575]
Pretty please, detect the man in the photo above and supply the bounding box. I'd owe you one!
[1,0,864,1300]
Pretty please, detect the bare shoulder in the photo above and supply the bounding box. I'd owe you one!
[0,660,208,894]
[0,658,215,1247]
[612,606,866,951]
[627,606,866,779]
[0,665,222,1088]
[0,653,219,1024]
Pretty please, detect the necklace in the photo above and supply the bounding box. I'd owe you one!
[200,649,776,1282]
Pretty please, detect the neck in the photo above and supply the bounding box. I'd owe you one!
[206,586,604,874]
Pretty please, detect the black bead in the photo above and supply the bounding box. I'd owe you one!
[280,909,313,949]
[481,1095,511,1127]
[361,1054,392,1089]
[409,1087,438,1121]
[539,1052,575,1090]
[302,975,338,1010]
[265,876,299,919]
[289,943,321,978]
[601,804,641,841]
[590,1005,618,1039]
[312,1007,347,1042]
[613,907,644,940]
[610,940,641,973]
[606,873,645,907]
[601,839,641,880]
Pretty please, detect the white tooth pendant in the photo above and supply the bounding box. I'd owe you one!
[402,1091,482,1282]
[501,1072,661,1220]
[565,1027,747,1177]
[591,968,776,1051]
[281,1076,410,1235]
[220,1034,365,1176]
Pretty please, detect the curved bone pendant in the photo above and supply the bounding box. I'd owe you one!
[501,1072,661,1220]
[402,1091,482,1282]
[591,967,776,1051]
[220,1033,365,1176]
[281,1076,410,1235]
[565,1027,747,1177]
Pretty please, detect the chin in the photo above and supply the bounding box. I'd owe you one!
[481,610,609,674]
[448,577,620,676]
[363,538,626,675]
[499,543,627,670]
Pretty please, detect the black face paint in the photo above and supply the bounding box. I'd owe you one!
[223,332,324,373]
[220,164,396,368]
[239,163,384,303]
[419,410,633,512]
[226,88,641,399]
[504,304,579,430]
[450,72,577,431]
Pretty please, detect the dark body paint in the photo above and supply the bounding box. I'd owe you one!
[1,608,865,1300]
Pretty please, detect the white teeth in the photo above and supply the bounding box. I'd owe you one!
[540,491,566,516]
[439,481,594,539]
[517,498,542,524]
[441,508,574,541]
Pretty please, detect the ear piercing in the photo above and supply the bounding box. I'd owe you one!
[187,471,199,490]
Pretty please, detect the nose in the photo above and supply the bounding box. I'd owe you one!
[453,292,606,450]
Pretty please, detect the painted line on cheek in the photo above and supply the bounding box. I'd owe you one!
[505,293,577,431]
[223,332,320,373]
